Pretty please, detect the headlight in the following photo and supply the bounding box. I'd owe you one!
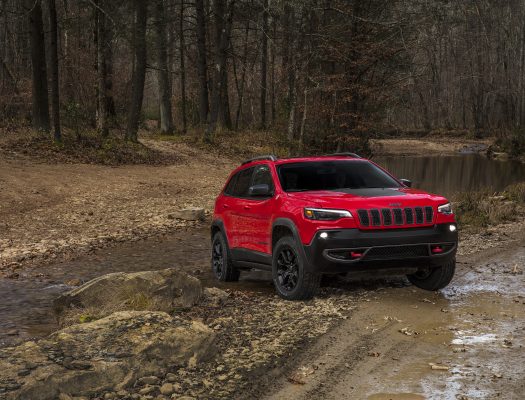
[438,203,453,215]
[304,208,353,220]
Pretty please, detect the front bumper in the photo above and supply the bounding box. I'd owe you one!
[303,224,458,273]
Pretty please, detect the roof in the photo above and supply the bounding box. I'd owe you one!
[241,153,365,166]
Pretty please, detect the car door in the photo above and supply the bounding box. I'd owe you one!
[235,164,275,254]
[218,171,240,247]
[226,167,254,248]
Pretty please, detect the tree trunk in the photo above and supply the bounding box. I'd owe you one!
[195,0,209,124]
[299,84,307,151]
[155,0,174,134]
[234,18,250,130]
[126,0,148,142]
[205,0,234,140]
[96,0,110,137]
[179,0,187,133]
[286,6,296,142]
[270,14,276,125]
[27,0,50,132]
[260,0,268,129]
[47,0,61,141]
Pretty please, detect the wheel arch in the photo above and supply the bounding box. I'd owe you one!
[272,218,302,250]
[211,219,230,247]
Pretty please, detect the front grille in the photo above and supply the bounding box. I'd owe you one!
[370,209,381,226]
[393,208,403,225]
[357,206,434,227]
[365,245,429,260]
[415,207,424,224]
[425,206,433,223]
[357,209,370,226]
[381,208,392,226]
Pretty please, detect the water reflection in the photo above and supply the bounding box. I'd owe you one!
[375,155,525,197]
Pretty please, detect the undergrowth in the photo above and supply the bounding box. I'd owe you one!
[453,182,525,231]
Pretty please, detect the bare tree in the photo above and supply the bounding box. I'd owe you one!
[155,0,174,134]
[26,0,50,132]
[260,0,268,129]
[47,0,61,141]
[126,0,148,142]
[195,0,209,124]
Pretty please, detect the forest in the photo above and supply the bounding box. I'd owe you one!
[1,0,525,153]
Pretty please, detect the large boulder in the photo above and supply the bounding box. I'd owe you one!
[53,268,202,322]
[0,311,216,400]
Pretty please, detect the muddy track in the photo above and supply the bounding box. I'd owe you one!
[248,231,525,400]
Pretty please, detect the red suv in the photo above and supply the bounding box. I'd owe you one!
[211,154,458,300]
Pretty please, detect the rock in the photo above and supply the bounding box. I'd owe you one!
[138,385,157,395]
[159,383,174,395]
[169,207,205,221]
[0,311,216,400]
[54,269,202,321]
[138,376,161,386]
[203,287,229,306]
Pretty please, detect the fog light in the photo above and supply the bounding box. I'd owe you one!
[449,224,457,232]
[320,232,328,239]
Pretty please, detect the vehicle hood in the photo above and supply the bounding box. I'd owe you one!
[286,188,448,209]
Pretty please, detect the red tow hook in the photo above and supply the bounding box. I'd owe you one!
[431,245,443,254]
[350,251,363,259]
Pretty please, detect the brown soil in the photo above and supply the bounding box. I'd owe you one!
[371,137,491,156]
[249,230,525,400]
[0,138,236,274]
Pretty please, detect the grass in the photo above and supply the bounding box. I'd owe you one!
[453,182,525,231]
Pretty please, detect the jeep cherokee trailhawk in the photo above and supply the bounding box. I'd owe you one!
[211,154,458,300]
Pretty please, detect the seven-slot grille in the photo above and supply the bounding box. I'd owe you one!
[357,206,433,227]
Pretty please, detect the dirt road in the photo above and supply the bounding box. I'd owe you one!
[259,236,525,400]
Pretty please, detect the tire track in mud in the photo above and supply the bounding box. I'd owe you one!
[260,231,525,400]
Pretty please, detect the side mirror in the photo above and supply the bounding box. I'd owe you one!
[400,179,412,188]
[248,184,272,197]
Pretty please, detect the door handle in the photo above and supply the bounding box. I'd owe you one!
[244,205,251,210]
[223,204,229,208]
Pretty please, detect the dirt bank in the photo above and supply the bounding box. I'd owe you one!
[371,137,491,156]
[0,139,236,274]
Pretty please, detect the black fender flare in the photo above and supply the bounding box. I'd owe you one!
[211,219,230,248]
[272,218,314,272]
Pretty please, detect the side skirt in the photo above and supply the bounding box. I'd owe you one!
[231,248,272,271]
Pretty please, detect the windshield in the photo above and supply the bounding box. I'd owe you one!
[277,161,401,192]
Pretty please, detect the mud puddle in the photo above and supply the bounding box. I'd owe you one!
[269,243,525,400]
[0,224,274,347]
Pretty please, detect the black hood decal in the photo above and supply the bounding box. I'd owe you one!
[331,188,407,197]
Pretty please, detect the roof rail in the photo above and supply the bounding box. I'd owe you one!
[241,155,278,165]
[323,152,362,159]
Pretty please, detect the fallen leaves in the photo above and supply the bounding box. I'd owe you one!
[399,327,420,336]
[287,366,316,385]
[429,363,450,371]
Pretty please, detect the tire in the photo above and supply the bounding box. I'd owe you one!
[407,258,456,291]
[211,232,240,282]
[272,236,320,300]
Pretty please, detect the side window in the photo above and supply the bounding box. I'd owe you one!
[251,165,274,193]
[223,173,238,196]
[231,167,254,197]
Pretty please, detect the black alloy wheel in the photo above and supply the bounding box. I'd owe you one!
[211,232,240,282]
[212,237,224,279]
[276,246,300,292]
[272,236,320,300]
